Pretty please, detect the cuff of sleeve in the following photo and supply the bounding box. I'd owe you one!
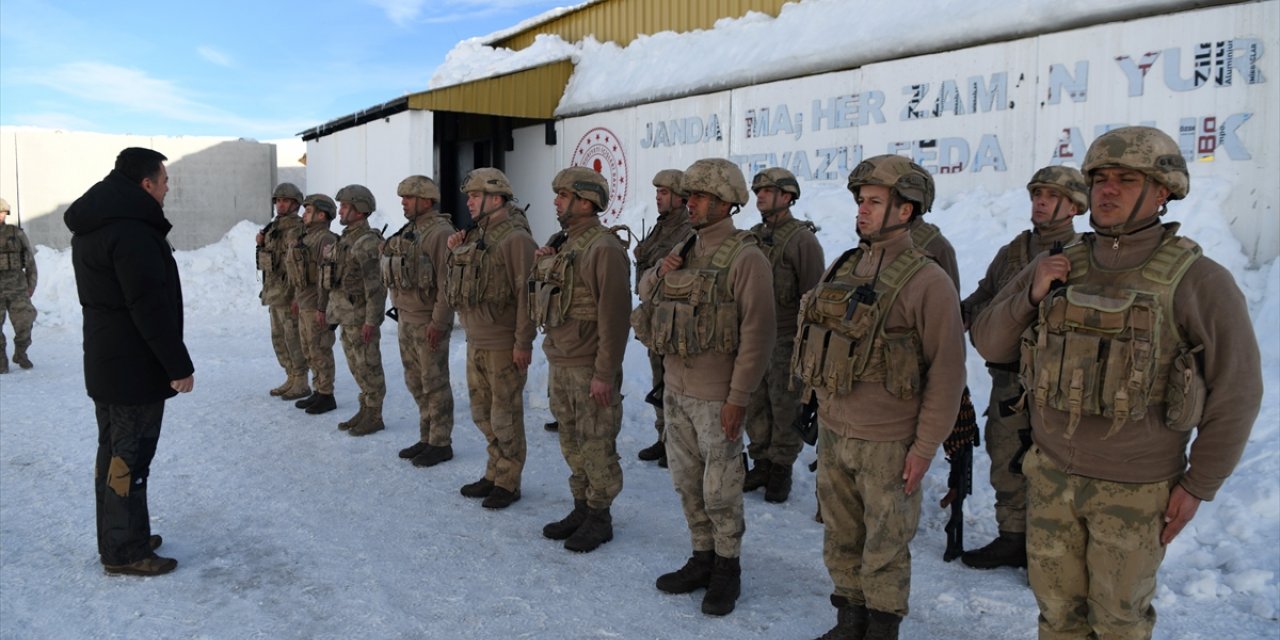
[726,389,750,407]
[910,440,940,462]
[1177,477,1215,502]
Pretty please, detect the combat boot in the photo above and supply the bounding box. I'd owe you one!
[863,610,901,640]
[280,375,311,401]
[700,554,741,616]
[637,439,665,462]
[337,405,366,431]
[815,595,869,640]
[544,421,559,432]
[305,394,336,415]
[348,410,385,436]
[411,444,453,468]
[542,500,588,540]
[743,458,772,492]
[399,441,431,459]
[295,392,321,409]
[960,531,1027,569]
[0,345,9,373]
[656,550,714,594]
[564,507,613,553]
[269,376,292,396]
[764,463,793,503]
[482,486,521,509]
[460,478,495,498]
[12,350,32,369]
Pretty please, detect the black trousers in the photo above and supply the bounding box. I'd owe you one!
[94,401,164,565]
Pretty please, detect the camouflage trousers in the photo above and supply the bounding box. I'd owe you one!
[647,349,665,435]
[744,334,804,467]
[269,304,306,377]
[0,286,36,354]
[549,364,623,509]
[984,367,1030,533]
[297,311,336,394]
[465,345,528,492]
[398,321,454,447]
[339,324,385,410]
[1024,446,1171,640]
[816,425,920,617]
[663,391,745,558]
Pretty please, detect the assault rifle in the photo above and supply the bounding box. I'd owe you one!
[940,386,978,562]
[642,236,699,408]
[1008,241,1065,475]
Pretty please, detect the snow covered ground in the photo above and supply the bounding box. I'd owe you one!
[0,177,1276,639]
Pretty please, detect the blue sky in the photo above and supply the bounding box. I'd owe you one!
[0,0,571,140]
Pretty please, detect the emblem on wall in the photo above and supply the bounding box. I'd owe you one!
[571,127,629,224]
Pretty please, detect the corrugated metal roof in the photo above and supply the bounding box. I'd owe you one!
[408,60,575,119]
[488,0,791,51]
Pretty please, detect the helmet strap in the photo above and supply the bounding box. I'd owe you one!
[1033,199,1067,231]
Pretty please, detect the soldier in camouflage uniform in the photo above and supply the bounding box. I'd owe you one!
[324,185,387,436]
[636,158,775,616]
[385,176,457,468]
[287,194,340,415]
[445,168,537,510]
[803,155,966,640]
[0,198,37,373]
[973,127,1261,640]
[633,169,693,466]
[958,166,1087,571]
[257,183,309,400]
[743,167,824,504]
[533,167,632,552]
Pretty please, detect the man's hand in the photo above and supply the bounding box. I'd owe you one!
[1161,484,1202,545]
[534,245,558,259]
[170,375,195,393]
[589,377,613,407]
[361,323,376,344]
[903,453,931,495]
[513,349,532,372]
[720,402,745,440]
[255,231,265,246]
[426,325,445,351]
[1029,254,1072,305]
[446,230,466,250]
[658,253,684,277]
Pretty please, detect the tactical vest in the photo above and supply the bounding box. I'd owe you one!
[445,216,521,311]
[319,225,380,299]
[381,216,451,302]
[752,217,817,306]
[286,226,333,291]
[792,247,931,399]
[633,230,756,357]
[910,220,941,252]
[256,216,298,278]
[1019,224,1205,439]
[0,227,26,272]
[528,224,624,330]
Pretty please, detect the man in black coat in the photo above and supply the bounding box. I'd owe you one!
[64,147,195,576]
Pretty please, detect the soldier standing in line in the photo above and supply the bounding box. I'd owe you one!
[445,168,537,510]
[957,166,1087,570]
[257,183,309,400]
[386,176,457,468]
[972,127,1261,639]
[742,167,825,504]
[532,167,632,553]
[632,169,693,467]
[287,194,340,416]
[324,185,387,436]
[802,155,966,640]
[636,158,775,617]
[0,197,37,372]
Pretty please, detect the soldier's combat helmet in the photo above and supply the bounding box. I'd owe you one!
[552,167,610,211]
[847,154,934,214]
[303,193,337,219]
[460,168,514,198]
[652,169,686,197]
[1082,126,1189,200]
[0,197,9,214]
[397,175,441,202]
[272,182,304,204]
[1027,165,1089,214]
[751,167,801,200]
[335,184,377,214]
[682,158,749,206]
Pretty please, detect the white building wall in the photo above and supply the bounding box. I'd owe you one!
[507,123,559,244]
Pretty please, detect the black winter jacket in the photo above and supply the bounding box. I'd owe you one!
[65,171,194,405]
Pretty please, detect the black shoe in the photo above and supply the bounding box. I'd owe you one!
[482,487,521,509]
[817,596,869,640]
[700,554,741,616]
[544,421,559,432]
[743,459,772,492]
[658,453,668,468]
[103,554,177,576]
[411,445,453,468]
[13,353,33,369]
[564,507,613,553]
[960,531,1027,569]
[399,441,431,459]
[656,550,714,594]
[637,439,665,462]
[295,392,321,409]
[764,463,793,503]
[304,394,336,415]
[543,500,588,540]
[460,478,495,498]
[865,610,902,640]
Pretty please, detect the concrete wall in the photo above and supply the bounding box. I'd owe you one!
[507,123,560,244]
[0,127,279,250]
